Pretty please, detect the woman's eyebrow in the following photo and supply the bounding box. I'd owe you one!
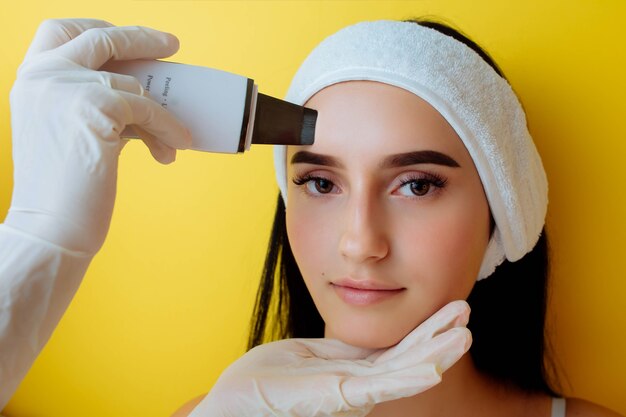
[381,150,461,168]
[290,151,344,168]
[290,150,460,169]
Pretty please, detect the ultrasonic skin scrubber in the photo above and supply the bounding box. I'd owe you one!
[102,59,317,153]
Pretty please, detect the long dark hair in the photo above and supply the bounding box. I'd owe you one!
[248,19,560,396]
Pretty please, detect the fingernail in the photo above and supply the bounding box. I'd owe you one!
[162,151,176,164]
[449,300,470,326]
[165,33,180,50]
[439,328,472,371]
[180,128,193,149]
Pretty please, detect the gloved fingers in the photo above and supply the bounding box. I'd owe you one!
[371,327,471,376]
[235,339,376,374]
[228,339,377,379]
[292,338,379,361]
[371,300,470,364]
[342,362,442,407]
[24,18,114,60]
[52,25,179,70]
[131,125,177,164]
[315,327,469,380]
[97,71,145,96]
[268,355,376,378]
[243,327,467,377]
[117,90,192,153]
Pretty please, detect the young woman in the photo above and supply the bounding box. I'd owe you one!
[3,18,468,414]
[176,19,623,417]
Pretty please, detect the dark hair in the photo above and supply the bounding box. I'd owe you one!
[248,19,560,396]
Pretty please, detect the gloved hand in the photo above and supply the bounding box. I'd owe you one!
[5,18,192,255]
[189,300,472,417]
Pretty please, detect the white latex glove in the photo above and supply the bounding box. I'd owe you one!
[0,225,91,410]
[5,18,192,255]
[0,18,190,409]
[189,300,472,417]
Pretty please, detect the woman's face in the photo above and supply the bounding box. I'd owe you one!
[285,81,491,349]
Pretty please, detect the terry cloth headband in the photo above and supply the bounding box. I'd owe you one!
[273,20,548,280]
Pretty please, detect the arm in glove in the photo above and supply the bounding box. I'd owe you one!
[0,225,91,409]
[188,300,472,417]
[0,18,191,408]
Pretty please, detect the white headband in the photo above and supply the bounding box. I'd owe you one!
[273,20,548,280]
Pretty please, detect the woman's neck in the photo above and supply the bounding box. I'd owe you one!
[365,353,550,417]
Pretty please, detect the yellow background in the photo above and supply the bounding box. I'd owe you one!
[1,1,625,416]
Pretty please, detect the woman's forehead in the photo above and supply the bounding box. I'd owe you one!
[289,81,473,167]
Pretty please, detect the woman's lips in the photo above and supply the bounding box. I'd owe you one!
[331,279,405,306]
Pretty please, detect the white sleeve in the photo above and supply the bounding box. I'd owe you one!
[0,223,92,409]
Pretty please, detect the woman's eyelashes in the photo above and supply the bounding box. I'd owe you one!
[291,171,448,198]
[395,173,447,197]
[292,174,338,195]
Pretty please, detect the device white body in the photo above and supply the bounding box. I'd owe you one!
[102,60,257,154]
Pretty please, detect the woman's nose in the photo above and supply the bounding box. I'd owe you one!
[339,197,389,263]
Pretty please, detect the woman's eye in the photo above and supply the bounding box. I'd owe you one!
[396,175,446,197]
[308,177,335,194]
[399,179,431,196]
[293,175,337,195]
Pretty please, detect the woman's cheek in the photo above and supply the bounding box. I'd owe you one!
[395,201,488,300]
[286,197,336,277]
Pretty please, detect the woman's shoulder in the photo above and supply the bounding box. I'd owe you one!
[171,394,206,417]
[566,397,623,417]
